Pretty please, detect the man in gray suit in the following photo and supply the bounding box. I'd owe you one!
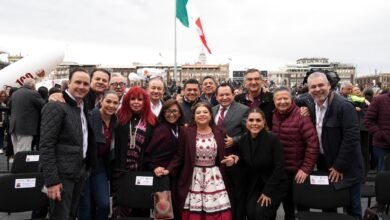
[9,78,45,153]
[212,83,249,220]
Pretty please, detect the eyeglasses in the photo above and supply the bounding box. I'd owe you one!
[111,82,126,87]
[164,109,179,115]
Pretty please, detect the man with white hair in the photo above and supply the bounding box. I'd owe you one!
[9,78,45,153]
[340,82,353,98]
[307,72,363,220]
[109,73,127,99]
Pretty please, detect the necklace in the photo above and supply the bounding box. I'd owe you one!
[129,118,141,149]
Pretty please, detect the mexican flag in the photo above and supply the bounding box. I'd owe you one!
[176,0,212,54]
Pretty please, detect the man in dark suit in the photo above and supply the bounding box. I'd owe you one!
[9,78,45,153]
[307,72,363,220]
[212,83,249,220]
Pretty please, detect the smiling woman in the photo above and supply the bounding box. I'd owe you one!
[78,90,119,220]
[111,86,157,218]
[235,108,288,220]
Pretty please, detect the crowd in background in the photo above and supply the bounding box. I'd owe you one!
[0,67,389,220]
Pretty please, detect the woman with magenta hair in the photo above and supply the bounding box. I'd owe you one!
[111,86,157,218]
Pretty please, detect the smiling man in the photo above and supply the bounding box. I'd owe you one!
[235,68,274,127]
[85,68,111,112]
[212,83,249,220]
[147,77,165,116]
[200,76,218,106]
[307,72,363,220]
[40,68,97,220]
[180,78,201,125]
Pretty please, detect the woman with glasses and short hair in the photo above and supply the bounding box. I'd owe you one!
[146,99,183,172]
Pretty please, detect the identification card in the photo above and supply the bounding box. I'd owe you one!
[15,178,36,188]
[135,176,154,186]
[26,155,40,162]
[310,175,329,185]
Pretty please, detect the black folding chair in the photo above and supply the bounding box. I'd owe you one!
[293,171,354,220]
[0,173,49,219]
[116,171,170,220]
[11,151,41,174]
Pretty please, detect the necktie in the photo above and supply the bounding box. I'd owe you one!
[217,107,225,127]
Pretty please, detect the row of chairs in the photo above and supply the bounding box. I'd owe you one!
[3,151,390,220]
[0,151,48,219]
[0,151,170,220]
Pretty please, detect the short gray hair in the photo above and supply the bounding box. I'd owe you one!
[307,72,329,86]
[340,82,352,90]
[23,78,36,88]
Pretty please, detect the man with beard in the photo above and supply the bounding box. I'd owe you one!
[307,72,363,220]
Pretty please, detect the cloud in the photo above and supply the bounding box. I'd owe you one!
[0,0,389,74]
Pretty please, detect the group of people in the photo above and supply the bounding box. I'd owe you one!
[0,66,389,220]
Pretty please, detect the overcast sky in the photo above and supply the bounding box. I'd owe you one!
[1,0,389,75]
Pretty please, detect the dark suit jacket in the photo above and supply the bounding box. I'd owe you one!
[167,125,231,214]
[9,86,45,135]
[238,130,288,199]
[212,101,249,145]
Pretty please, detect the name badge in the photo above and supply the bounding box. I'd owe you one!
[135,176,154,186]
[15,178,36,188]
[26,155,40,162]
[310,175,329,185]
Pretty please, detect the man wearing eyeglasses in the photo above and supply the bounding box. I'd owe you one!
[109,74,127,99]
[235,68,275,126]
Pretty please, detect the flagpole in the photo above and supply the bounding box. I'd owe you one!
[174,0,178,84]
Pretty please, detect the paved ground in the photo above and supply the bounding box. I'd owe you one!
[0,153,374,219]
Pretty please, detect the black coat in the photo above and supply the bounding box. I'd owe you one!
[235,90,274,127]
[310,92,364,189]
[238,130,288,200]
[112,120,154,172]
[9,86,45,135]
[40,91,97,187]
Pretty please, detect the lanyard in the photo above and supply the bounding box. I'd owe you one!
[171,125,179,139]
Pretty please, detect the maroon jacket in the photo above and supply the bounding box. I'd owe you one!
[272,103,319,174]
[167,125,232,215]
[364,92,390,148]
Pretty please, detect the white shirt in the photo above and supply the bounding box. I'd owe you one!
[151,100,163,117]
[214,104,231,124]
[65,90,88,159]
[315,99,328,154]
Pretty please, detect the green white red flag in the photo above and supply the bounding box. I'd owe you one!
[176,0,212,54]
